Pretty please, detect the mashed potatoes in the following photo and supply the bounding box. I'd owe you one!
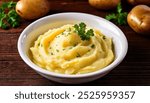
[30,23,114,74]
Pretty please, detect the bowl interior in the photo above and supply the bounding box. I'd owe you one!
[18,13,128,77]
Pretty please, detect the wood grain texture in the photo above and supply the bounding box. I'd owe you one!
[0,0,150,86]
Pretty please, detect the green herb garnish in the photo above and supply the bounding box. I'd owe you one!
[74,22,94,40]
[88,49,91,52]
[56,35,60,38]
[76,53,81,57]
[56,49,59,52]
[38,43,40,46]
[68,27,71,32]
[103,36,106,39]
[69,47,73,49]
[91,44,95,48]
[0,1,20,29]
[105,3,127,25]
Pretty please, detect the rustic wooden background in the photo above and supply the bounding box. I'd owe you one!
[0,0,150,86]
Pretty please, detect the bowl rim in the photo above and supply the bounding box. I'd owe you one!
[18,12,128,78]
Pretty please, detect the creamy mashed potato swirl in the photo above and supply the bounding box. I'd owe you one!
[30,24,114,74]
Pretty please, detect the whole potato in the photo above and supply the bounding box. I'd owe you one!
[16,0,50,20]
[89,0,120,10]
[128,0,150,6]
[127,5,150,35]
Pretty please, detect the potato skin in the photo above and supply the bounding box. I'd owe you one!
[89,0,120,10]
[128,0,150,5]
[127,5,150,35]
[16,0,50,20]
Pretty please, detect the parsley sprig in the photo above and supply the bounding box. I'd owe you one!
[74,22,94,40]
[0,1,20,29]
[105,3,128,25]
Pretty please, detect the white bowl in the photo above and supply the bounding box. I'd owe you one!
[18,12,128,84]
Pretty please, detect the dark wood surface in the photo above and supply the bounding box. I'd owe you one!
[0,0,150,86]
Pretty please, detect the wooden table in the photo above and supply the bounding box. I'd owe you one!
[0,0,150,86]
